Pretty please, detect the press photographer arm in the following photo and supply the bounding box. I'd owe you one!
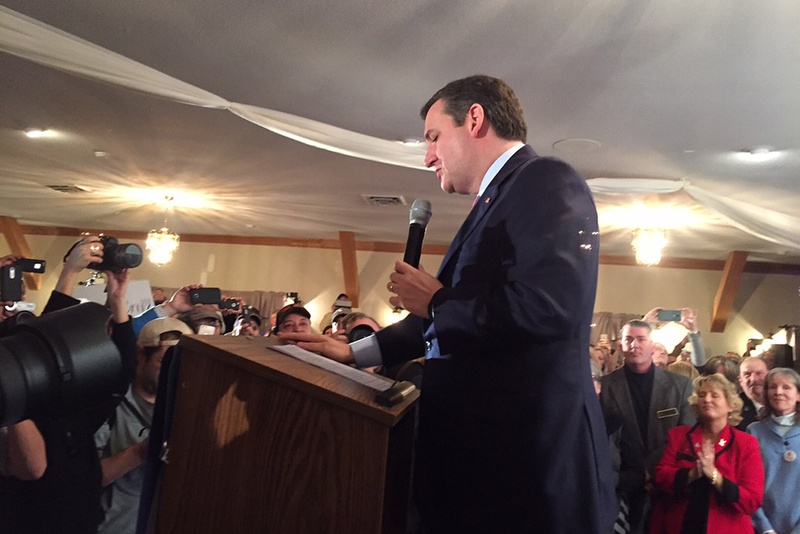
[99,437,149,487]
[3,420,46,480]
[54,235,103,297]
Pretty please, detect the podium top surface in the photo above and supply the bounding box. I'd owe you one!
[177,334,419,427]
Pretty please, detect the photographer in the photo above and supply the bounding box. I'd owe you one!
[0,236,137,533]
[0,255,48,482]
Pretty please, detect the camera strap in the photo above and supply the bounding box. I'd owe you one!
[121,396,151,434]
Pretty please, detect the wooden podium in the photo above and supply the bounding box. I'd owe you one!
[155,335,419,534]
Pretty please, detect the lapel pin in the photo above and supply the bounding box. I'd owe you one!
[485,197,491,204]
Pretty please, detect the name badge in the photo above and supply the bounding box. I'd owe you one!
[657,408,679,419]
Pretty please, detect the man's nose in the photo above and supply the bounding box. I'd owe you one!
[424,146,437,168]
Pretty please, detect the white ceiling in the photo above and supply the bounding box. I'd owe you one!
[1,0,799,264]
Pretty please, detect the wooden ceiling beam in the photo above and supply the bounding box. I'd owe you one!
[710,251,749,332]
[339,231,360,308]
[13,223,800,275]
[0,216,42,290]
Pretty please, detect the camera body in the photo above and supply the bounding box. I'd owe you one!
[87,236,143,271]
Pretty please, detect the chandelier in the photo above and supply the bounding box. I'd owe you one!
[631,228,667,266]
[146,196,180,265]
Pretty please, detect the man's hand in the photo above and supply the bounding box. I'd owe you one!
[642,307,662,325]
[277,332,355,364]
[678,307,698,333]
[0,254,21,268]
[387,261,443,318]
[55,235,103,296]
[160,284,203,316]
[64,235,103,274]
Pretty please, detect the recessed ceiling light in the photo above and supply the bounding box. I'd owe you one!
[25,129,57,139]
[93,150,110,158]
[735,147,779,163]
[397,137,423,146]
[552,138,601,153]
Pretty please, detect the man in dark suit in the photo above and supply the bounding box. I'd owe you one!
[600,319,695,534]
[282,75,616,533]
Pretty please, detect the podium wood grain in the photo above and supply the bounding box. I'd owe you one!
[156,335,418,534]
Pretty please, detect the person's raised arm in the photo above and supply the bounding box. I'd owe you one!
[159,284,203,317]
[105,269,130,324]
[55,235,103,296]
[679,308,707,366]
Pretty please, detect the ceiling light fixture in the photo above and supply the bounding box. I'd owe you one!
[736,147,779,163]
[25,128,57,139]
[146,196,180,266]
[631,228,667,266]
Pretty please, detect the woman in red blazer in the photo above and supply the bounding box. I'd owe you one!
[652,373,764,533]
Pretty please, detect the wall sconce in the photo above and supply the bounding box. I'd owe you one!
[631,228,667,266]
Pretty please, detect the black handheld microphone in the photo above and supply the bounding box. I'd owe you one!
[403,199,432,268]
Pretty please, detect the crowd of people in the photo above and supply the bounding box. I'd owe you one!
[0,243,426,533]
[591,308,800,534]
[2,74,799,534]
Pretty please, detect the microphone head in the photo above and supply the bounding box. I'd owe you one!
[409,199,432,227]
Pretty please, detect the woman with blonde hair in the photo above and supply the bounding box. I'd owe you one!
[652,374,764,533]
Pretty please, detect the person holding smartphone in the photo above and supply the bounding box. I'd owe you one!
[643,307,707,368]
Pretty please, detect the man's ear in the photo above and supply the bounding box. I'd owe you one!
[466,103,487,138]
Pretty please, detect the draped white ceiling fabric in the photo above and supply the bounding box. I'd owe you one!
[587,179,800,251]
[1,4,798,252]
[0,5,427,171]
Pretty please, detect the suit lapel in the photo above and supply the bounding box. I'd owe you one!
[436,145,537,280]
[647,369,670,452]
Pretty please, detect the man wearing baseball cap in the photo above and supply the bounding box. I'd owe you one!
[273,305,312,335]
[94,317,192,534]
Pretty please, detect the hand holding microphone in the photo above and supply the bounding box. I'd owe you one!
[388,199,443,317]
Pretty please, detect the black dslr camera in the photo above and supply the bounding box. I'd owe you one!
[80,236,143,271]
[88,236,143,271]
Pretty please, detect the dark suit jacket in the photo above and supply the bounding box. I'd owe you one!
[599,365,695,494]
[736,392,758,431]
[375,146,617,533]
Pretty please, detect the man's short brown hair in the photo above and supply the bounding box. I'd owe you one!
[420,75,527,143]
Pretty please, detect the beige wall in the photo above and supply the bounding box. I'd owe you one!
[5,236,799,356]
[597,264,800,356]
